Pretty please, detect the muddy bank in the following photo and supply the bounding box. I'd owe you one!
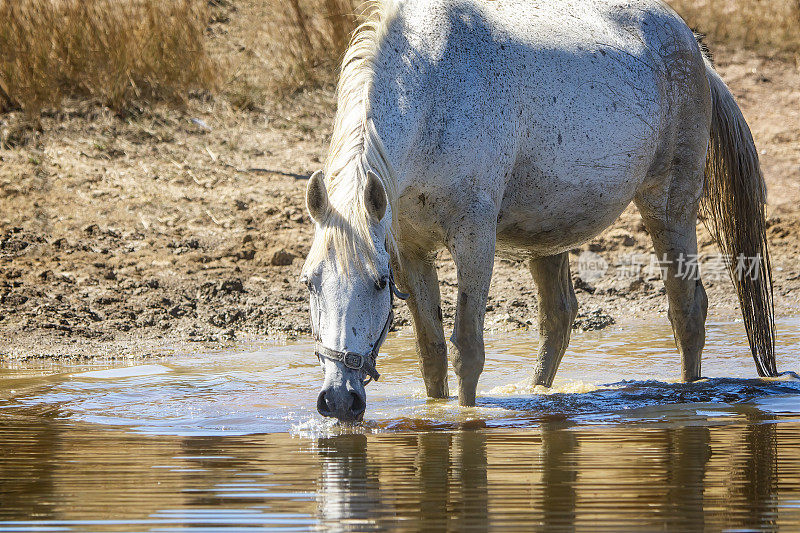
[1,48,800,359]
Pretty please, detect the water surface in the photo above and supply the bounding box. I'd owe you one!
[1,318,800,531]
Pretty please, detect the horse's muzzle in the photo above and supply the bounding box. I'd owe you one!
[317,386,366,421]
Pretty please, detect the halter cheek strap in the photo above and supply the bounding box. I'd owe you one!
[315,310,391,384]
[313,266,408,386]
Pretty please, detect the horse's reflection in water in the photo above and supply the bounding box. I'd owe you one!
[661,408,778,531]
[314,430,490,531]
[315,434,381,531]
[538,418,578,531]
[313,412,778,530]
[729,407,779,531]
[663,425,712,531]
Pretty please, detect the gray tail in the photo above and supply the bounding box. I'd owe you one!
[701,56,777,377]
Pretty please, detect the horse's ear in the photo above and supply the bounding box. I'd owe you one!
[306,170,328,222]
[365,170,387,221]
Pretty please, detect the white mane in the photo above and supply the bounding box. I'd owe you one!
[304,0,400,279]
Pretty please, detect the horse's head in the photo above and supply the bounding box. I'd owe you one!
[302,169,398,422]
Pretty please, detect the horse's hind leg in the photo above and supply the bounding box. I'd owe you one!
[635,163,708,381]
[395,251,449,398]
[529,253,578,387]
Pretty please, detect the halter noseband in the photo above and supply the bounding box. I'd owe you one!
[312,265,408,386]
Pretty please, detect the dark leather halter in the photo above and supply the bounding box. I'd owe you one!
[311,266,408,386]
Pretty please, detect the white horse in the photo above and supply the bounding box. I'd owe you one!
[302,0,777,421]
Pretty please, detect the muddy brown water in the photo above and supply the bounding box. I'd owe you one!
[1,318,800,531]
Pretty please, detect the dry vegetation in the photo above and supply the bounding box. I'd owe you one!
[265,0,358,92]
[0,0,217,115]
[0,0,797,116]
[670,0,800,56]
[221,0,359,107]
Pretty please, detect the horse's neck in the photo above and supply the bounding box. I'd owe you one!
[367,21,428,202]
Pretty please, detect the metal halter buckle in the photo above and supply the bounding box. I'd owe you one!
[343,352,364,371]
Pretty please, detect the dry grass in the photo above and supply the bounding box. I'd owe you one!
[225,0,358,102]
[268,0,357,92]
[0,0,797,117]
[0,0,217,115]
[669,0,800,56]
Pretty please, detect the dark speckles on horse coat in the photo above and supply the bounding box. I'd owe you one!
[304,0,777,418]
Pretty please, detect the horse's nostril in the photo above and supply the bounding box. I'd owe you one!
[350,391,366,417]
[317,390,333,416]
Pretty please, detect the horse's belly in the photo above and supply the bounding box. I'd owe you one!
[496,193,632,258]
[495,73,661,258]
[496,147,649,258]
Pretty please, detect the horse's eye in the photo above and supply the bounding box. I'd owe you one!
[375,276,388,291]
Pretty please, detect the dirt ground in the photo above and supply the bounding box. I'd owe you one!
[1,37,799,359]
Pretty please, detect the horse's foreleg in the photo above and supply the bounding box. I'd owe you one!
[396,252,449,398]
[635,170,707,382]
[447,201,497,406]
[529,253,578,387]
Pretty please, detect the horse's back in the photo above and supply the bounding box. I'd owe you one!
[385,0,708,256]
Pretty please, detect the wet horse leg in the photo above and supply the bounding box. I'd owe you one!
[447,200,497,406]
[529,252,578,387]
[396,251,449,398]
[635,166,708,382]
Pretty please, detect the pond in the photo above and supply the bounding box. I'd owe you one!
[1,318,800,531]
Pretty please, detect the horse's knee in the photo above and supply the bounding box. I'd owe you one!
[450,328,478,355]
[419,341,448,375]
[450,330,484,377]
[531,253,577,333]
